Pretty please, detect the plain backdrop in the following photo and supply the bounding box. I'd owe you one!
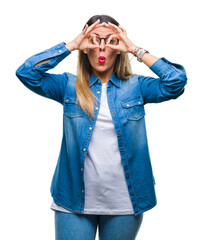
[1,0,203,239]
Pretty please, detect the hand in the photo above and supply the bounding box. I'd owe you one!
[67,19,106,51]
[104,22,136,54]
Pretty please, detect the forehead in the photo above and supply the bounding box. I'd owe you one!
[91,26,116,37]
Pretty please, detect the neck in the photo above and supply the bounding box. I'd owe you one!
[92,69,114,84]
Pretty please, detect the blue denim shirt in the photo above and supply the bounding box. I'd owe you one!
[16,42,187,216]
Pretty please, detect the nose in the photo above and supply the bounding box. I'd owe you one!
[99,39,106,51]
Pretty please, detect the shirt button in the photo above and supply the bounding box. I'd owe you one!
[138,101,141,104]
[131,192,134,196]
[126,172,129,175]
[112,111,115,114]
[95,107,99,110]
[97,91,100,94]
[89,127,92,130]
[97,80,100,83]
[126,104,129,107]
[109,94,111,96]
[82,189,84,193]
[121,151,125,155]
[81,168,83,171]
[118,131,121,135]
[66,99,69,103]
[83,148,86,151]
[59,50,62,53]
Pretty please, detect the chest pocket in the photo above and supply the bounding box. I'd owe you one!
[121,97,145,121]
[63,96,84,118]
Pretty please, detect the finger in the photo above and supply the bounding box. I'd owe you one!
[105,44,120,50]
[118,25,126,33]
[106,34,119,45]
[106,22,123,33]
[88,32,95,39]
[103,22,118,34]
[85,19,100,35]
[83,24,89,35]
[93,22,106,29]
[85,20,106,35]
[88,34,99,45]
[92,35,98,45]
[86,22,106,35]
[88,43,101,49]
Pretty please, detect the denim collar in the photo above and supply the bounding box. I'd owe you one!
[89,72,120,88]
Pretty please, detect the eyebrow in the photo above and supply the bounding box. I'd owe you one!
[93,33,112,38]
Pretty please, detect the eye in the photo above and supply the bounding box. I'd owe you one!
[89,37,94,44]
[95,37,100,45]
[110,39,118,45]
[89,36,100,45]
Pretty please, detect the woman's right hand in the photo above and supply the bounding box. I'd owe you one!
[65,19,105,51]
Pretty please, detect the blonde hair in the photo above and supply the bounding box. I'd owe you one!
[75,15,135,120]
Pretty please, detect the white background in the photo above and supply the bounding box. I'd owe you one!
[1,0,203,239]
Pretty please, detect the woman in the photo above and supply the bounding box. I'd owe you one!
[16,15,187,240]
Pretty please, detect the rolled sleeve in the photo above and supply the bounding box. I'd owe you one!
[16,42,71,104]
[26,42,71,68]
[138,57,187,104]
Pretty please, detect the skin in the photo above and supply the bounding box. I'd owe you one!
[83,26,121,83]
[35,19,159,83]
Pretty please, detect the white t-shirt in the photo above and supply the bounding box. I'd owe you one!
[50,83,134,215]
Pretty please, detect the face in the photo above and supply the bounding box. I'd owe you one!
[83,25,121,78]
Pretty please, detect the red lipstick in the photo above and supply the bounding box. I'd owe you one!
[98,56,106,64]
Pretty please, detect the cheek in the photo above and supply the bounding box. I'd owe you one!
[107,48,119,57]
[108,51,119,62]
[87,48,97,56]
[86,50,97,62]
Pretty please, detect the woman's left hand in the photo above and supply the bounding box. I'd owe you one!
[104,22,136,54]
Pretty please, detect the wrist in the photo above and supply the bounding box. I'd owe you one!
[137,48,149,62]
[131,45,141,57]
[65,42,76,52]
[128,45,137,55]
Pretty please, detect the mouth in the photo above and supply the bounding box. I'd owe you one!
[98,56,106,64]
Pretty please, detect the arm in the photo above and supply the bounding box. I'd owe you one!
[34,42,75,67]
[134,51,159,68]
[130,47,188,104]
[105,22,159,68]
[138,56,187,104]
[16,42,72,104]
[16,20,106,104]
[127,43,187,104]
[104,22,187,103]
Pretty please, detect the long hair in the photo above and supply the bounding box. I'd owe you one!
[76,15,135,120]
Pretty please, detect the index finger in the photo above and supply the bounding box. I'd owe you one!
[105,22,123,34]
[85,21,106,35]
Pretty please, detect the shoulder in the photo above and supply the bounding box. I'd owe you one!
[119,74,140,88]
[118,74,143,100]
[64,72,77,81]
[63,72,77,96]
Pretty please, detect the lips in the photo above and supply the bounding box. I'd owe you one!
[98,56,106,64]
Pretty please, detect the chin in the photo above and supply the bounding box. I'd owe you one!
[93,65,112,73]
